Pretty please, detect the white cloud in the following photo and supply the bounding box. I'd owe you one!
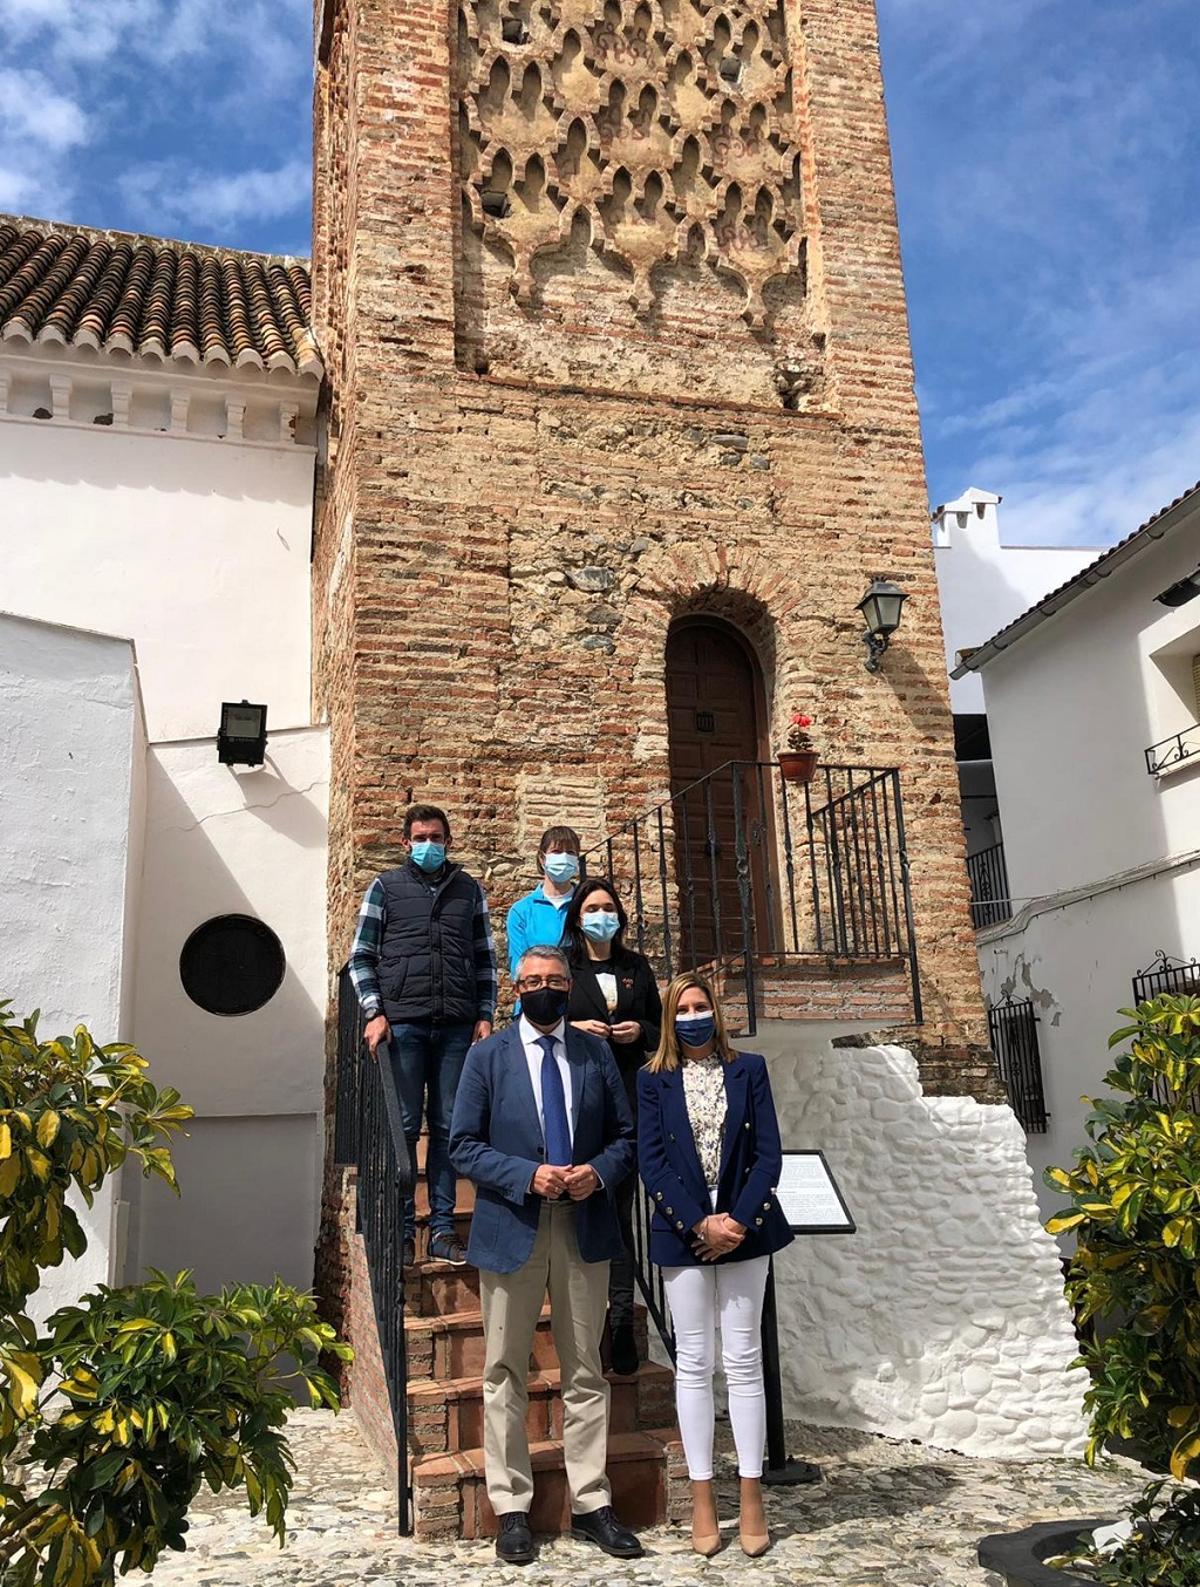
[0,69,87,151]
[118,158,310,233]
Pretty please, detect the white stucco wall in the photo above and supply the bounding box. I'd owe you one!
[0,417,315,741]
[124,726,329,1290]
[978,867,1200,1225]
[933,488,1101,715]
[748,1028,1086,1459]
[0,612,145,1313]
[975,496,1200,1234]
[981,506,1200,907]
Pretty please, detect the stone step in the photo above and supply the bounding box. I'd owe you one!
[412,1430,676,1541]
[412,1210,473,1262]
[405,1305,559,1380]
[406,1256,482,1316]
[407,1359,673,1458]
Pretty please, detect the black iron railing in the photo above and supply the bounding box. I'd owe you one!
[1145,724,1200,775]
[987,995,1047,1134]
[1131,953,1200,1107]
[585,760,922,1034]
[967,841,1012,929]
[334,966,415,1535]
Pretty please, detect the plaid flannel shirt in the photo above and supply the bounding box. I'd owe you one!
[348,870,498,1023]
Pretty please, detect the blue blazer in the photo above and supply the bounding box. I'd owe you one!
[636,1051,795,1268]
[449,1023,636,1275]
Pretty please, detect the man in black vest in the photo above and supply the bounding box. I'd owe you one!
[350,803,497,1267]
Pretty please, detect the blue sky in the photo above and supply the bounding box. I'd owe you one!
[1,0,1196,549]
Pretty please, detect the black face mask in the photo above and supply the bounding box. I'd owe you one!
[521,986,569,1026]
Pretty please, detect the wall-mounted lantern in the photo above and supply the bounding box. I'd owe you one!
[1155,569,1200,609]
[857,578,909,673]
[217,700,268,767]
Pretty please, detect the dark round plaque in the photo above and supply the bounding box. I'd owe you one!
[179,915,286,1017]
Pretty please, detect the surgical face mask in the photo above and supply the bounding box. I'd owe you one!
[581,911,620,943]
[676,1012,716,1049]
[521,985,570,1026]
[544,852,580,884]
[410,840,447,873]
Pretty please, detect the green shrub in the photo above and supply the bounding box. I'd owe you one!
[1046,993,1200,1581]
[0,1002,350,1584]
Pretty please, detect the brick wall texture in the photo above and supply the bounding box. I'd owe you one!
[309,0,998,1103]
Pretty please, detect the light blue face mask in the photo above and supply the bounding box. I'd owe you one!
[581,911,620,943]
[410,840,447,873]
[544,852,580,884]
[676,1013,717,1049]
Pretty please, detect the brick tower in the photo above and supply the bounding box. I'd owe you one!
[310,8,1093,1529]
[310,0,990,1076]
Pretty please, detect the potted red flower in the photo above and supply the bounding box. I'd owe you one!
[779,713,819,784]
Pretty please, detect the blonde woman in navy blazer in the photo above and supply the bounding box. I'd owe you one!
[636,972,793,1559]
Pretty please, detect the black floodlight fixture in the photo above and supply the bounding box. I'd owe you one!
[218,700,268,767]
[1155,569,1200,609]
[857,578,909,672]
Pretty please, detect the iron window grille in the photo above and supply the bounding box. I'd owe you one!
[987,995,1048,1134]
[1144,723,1200,775]
[967,841,1012,929]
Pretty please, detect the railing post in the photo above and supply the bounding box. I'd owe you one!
[704,776,724,962]
[630,821,647,954]
[760,1259,821,1487]
[732,763,757,1036]
[890,771,924,1025]
[656,805,674,980]
[779,771,801,954]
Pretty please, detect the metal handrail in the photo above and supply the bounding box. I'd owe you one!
[585,759,923,1029]
[334,966,415,1535]
[1145,723,1200,775]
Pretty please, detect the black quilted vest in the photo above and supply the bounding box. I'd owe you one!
[376,861,479,1026]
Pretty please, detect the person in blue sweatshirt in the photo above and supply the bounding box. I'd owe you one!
[505,825,582,979]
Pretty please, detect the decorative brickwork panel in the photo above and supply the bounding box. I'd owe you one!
[454,0,823,403]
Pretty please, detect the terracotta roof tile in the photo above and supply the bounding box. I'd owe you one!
[0,215,322,379]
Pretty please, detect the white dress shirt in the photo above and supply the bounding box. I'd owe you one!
[519,1015,575,1149]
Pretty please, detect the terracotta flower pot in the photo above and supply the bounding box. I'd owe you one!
[778,750,819,784]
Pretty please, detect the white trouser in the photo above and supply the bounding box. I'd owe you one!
[662,1193,770,1481]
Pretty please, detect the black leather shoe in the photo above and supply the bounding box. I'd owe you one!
[610,1322,640,1377]
[571,1506,644,1558]
[495,1511,535,1564]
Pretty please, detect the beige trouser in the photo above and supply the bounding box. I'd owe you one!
[480,1200,611,1517]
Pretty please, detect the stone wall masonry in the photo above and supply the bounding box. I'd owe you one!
[745,1026,1088,1460]
[310,0,994,1104]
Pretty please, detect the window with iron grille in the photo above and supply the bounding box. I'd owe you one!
[987,995,1047,1134]
[1130,953,1200,1108]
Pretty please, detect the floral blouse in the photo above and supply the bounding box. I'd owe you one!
[681,1054,728,1187]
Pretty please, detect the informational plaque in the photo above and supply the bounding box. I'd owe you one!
[776,1150,855,1235]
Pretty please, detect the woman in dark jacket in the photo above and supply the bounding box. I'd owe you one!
[563,877,662,1377]
[637,971,793,1559]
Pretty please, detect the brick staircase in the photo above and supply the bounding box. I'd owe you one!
[330,1152,683,1541]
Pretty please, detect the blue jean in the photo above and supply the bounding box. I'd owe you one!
[388,1022,474,1241]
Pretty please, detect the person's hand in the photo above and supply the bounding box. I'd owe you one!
[572,1019,611,1039]
[532,1164,569,1199]
[609,1020,641,1045]
[472,1019,493,1045]
[562,1165,600,1201]
[364,1015,390,1060]
[695,1214,746,1261]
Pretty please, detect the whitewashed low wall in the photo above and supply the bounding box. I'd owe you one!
[747,1030,1087,1459]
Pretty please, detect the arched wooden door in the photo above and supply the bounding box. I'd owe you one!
[666,621,770,965]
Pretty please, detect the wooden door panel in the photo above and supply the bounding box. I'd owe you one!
[666,623,768,965]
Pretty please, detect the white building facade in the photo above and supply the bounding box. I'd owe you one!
[932,487,1100,883]
[0,218,329,1300]
[955,483,1200,1220]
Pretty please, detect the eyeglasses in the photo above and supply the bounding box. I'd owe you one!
[516,975,570,992]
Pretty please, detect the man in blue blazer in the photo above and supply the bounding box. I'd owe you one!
[449,945,643,1566]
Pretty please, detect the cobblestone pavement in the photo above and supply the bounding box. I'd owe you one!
[155,1410,1146,1587]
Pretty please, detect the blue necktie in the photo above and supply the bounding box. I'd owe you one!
[538,1035,572,1167]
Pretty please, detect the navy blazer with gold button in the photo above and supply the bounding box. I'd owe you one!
[636,1050,795,1268]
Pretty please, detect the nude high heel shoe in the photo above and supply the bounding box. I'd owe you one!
[738,1477,771,1557]
[690,1479,722,1557]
